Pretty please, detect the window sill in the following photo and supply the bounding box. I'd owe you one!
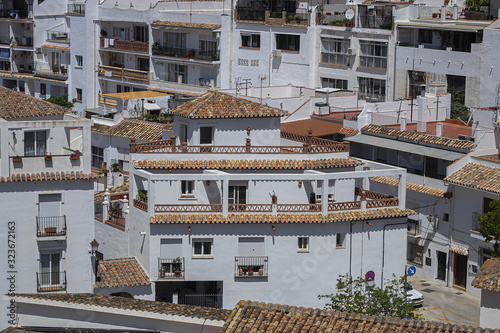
[297,249,309,253]
[279,49,300,53]
[192,256,214,259]
[180,195,196,200]
[240,46,260,50]
[319,62,349,68]
[336,246,346,249]
[357,66,387,71]
[75,66,83,69]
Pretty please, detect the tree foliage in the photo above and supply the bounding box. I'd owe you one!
[465,0,489,9]
[450,91,470,121]
[44,94,77,108]
[319,274,419,319]
[478,199,500,257]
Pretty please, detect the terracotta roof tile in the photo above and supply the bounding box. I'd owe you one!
[94,179,129,202]
[152,21,221,30]
[134,158,361,170]
[281,119,343,137]
[150,208,415,224]
[15,293,230,322]
[41,44,70,50]
[92,119,173,141]
[220,300,494,333]
[339,127,359,136]
[95,257,150,289]
[170,90,288,119]
[444,163,500,194]
[370,176,449,198]
[0,171,98,183]
[362,124,475,152]
[0,86,70,119]
[472,258,500,291]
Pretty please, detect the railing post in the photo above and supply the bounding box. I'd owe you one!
[122,195,129,215]
[103,191,110,222]
[360,191,367,211]
[222,179,229,216]
[321,179,329,215]
[302,143,309,153]
[246,138,251,153]
[130,138,136,153]
[181,141,187,153]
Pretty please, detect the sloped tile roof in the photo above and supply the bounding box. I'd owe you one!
[95,257,150,289]
[220,300,495,333]
[362,124,475,152]
[0,171,99,183]
[92,119,173,142]
[15,293,230,322]
[152,21,221,30]
[370,176,449,198]
[170,90,288,119]
[444,163,500,194]
[94,179,129,203]
[280,119,343,137]
[150,208,415,224]
[472,258,500,291]
[134,158,362,170]
[0,86,69,119]
[339,127,359,136]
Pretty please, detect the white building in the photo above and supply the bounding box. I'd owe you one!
[472,258,500,329]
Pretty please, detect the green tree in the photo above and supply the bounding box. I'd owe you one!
[450,91,470,121]
[44,94,77,108]
[319,274,419,319]
[465,0,488,9]
[478,199,500,257]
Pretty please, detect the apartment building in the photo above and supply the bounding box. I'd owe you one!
[0,87,96,329]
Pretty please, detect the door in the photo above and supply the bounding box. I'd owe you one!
[40,253,61,288]
[229,185,247,211]
[453,253,467,289]
[134,26,148,42]
[51,52,60,72]
[437,251,447,281]
[138,57,149,71]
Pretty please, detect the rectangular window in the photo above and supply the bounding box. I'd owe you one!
[418,29,433,44]
[241,33,260,48]
[336,233,346,248]
[298,237,309,252]
[181,180,195,196]
[40,83,46,96]
[91,146,104,169]
[442,213,449,222]
[167,63,187,83]
[199,40,217,55]
[200,126,213,145]
[164,32,186,49]
[0,61,10,71]
[24,131,47,156]
[321,38,350,65]
[483,197,494,213]
[39,252,62,288]
[321,77,348,90]
[75,55,83,68]
[359,41,387,69]
[180,124,188,144]
[276,34,300,51]
[193,239,213,258]
[76,88,82,102]
[358,77,386,102]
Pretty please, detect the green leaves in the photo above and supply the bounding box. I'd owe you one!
[478,199,500,257]
[44,94,77,108]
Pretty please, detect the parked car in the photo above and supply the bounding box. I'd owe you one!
[406,284,424,306]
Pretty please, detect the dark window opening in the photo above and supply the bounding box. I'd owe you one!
[276,34,300,51]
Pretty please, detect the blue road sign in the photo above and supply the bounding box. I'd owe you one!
[365,271,375,281]
[407,266,416,276]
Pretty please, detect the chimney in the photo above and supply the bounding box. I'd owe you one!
[452,6,458,20]
[417,96,428,133]
[400,116,407,131]
[441,6,446,21]
[436,123,443,137]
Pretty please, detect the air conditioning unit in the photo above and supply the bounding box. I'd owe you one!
[272,49,282,58]
[347,47,356,55]
[35,47,42,54]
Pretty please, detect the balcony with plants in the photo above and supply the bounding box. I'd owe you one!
[158,257,185,279]
[235,0,310,26]
[235,256,268,277]
[36,215,66,239]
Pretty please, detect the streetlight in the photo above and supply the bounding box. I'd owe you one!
[90,239,99,255]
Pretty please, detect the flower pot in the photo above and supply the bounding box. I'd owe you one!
[259,267,263,276]
[239,267,243,276]
[12,157,22,162]
[174,270,182,277]
[45,156,52,161]
[248,269,253,276]
[70,155,80,160]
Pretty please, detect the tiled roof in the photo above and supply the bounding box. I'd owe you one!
[362,124,476,151]
[152,21,221,30]
[15,293,230,322]
[444,163,500,194]
[170,90,288,119]
[0,171,99,183]
[475,153,500,164]
[370,176,449,198]
[472,258,500,291]
[449,245,468,256]
[95,258,150,289]
[94,179,129,203]
[339,127,359,136]
[280,119,343,137]
[150,208,415,224]
[41,44,70,50]
[0,86,69,119]
[92,119,173,141]
[220,300,495,333]
[385,120,472,141]
[134,158,362,170]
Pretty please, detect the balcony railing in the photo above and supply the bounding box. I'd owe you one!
[179,294,222,308]
[407,221,421,237]
[359,14,392,30]
[36,216,66,237]
[47,31,69,43]
[358,92,386,103]
[107,203,125,229]
[67,3,85,15]
[133,198,148,212]
[37,271,66,292]
[158,257,185,279]
[153,45,220,61]
[34,61,68,76]
[235,256,268,277]
[1,9,29,19]
[95,201,103,221]
[98,65,149,84]
[235,8,309,26]
[100,37,148,54]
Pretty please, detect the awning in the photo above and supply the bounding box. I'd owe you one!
[450,245,469,256]
[397,21,487,32]
[346,134,465,161]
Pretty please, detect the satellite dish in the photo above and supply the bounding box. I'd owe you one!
[345,9,355,20]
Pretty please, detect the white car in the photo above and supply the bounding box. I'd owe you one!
[406,285,424,306]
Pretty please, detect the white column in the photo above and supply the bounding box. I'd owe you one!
[321,179,328,215]
[148,179,155,217]
[0,124,11,178]
[398,173,406,209]
[103,190,110,222]
[222,178,229,216]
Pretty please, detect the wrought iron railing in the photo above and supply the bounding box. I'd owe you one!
[67,3,85,15]
[158,257,185,279]
[407,221,421,236]
[36,271,66,292]
[47,31,69,43]
[178,294,222,308]
[152,45,220,61]
[36,216,66,237]
[235,256,268,277]
[156,204,222,213]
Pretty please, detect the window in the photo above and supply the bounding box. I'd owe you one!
[193,239,213,258]
[167,63,187,83]
[0,61,10,71]
[200,126,213,145]
[181,180,195,197]
[336,233,346,248]
[418,29,433,44]
[359,41,387,69]
[40,83,46,96]
[75,55,83,68]
[358,77,386,102]
[180,124,188,144]
[321,38,350,65]
[91,146,104,169]
[442,213,449,222]
[298,237,309,252]
[408,71,426,99]
[483,197,494,213]
[164,32,186,49]
[39,252,62,289]
[228,185,247,209]
[407,242,424,265]
[76,88,82,102]
[321,77,348,90]
[199,40,217,56]
[276,34,300,51]
[241,33,260,48]
[25,131,47,156]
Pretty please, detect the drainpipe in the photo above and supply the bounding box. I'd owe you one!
[381,221,409,288]
[447,185,455,287]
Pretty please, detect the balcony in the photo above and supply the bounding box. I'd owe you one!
[158,257,185,279]
[0,9,30,20]
[33,61,68,80]
[47,31,69,43]
[36,216,66,238]
[100,37,148,54]
[108,202,125,230]
[97,65,149,84]
[407,221,421,237]
[235,8,310,26]
[36,271,66,292]
[152,45,220,61]
[358,92,386,103]
[66,3,85,16]
[235,256,268,277]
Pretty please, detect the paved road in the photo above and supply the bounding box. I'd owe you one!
[408,276,480,326]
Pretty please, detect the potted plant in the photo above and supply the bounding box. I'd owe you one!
[110,162,121,172]
[45,152,52,161]
[70,150,80,160]
[248,267,254,276]
[137,190,148,203]
[173,257,182,277]
[12,156,22,162]
[259,267,263,276]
